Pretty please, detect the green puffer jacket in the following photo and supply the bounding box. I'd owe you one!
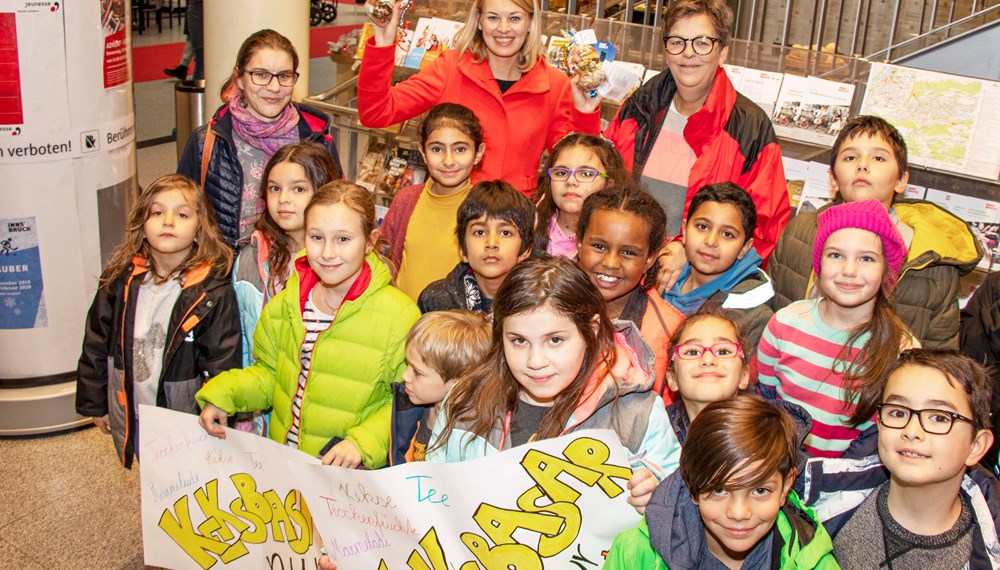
[604,488,839,570]
[197,252,420,468]
[769,198,982,349]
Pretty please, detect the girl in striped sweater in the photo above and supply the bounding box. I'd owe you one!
[758,200,915,457]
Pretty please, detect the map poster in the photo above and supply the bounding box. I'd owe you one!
[139,406,640,570]
[0,216,47,329]
[862,63,1000,181]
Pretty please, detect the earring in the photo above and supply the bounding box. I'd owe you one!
[239,98,248,108]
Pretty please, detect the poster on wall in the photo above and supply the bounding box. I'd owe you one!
[0,216,47,329]
[101,0,128,88]
[772,74,854,146]
[139,406,640,569]
[724,65,784,118]
[0,0,69,135]
[861,63,1000,181]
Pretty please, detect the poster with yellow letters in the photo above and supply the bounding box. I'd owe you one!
[139,405,641,569]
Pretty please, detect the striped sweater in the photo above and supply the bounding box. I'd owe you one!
[758,299,882,457]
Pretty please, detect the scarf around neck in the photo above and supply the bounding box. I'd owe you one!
[228,94,301,156]
[663,247,763,316]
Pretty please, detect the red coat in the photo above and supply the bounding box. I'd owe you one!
[604,67,790,263]
[358,40,600,196]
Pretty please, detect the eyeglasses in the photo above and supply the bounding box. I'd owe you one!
[662,35,720,56]
[547,167,609,183]
[876,403,976,435]
[671,341,744,361]
[244,69,300,87]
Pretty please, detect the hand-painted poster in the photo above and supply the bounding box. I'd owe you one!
[0,216,47,329]
[139,406,640,569]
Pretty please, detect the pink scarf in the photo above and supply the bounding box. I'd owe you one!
[228,94,301,156]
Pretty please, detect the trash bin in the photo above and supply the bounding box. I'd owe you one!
[175,80,206,159]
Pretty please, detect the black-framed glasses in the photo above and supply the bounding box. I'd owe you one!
[671,341,744,361]
[244,69,300,87]
[876,403,976,435]
[547,167,609,183]
[662,35,720,55]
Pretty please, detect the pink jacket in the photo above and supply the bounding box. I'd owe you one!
[358,41,600,196]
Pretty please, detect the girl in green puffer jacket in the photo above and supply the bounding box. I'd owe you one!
[197,182,420,470]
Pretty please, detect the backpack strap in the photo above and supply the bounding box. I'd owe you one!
[200,124,216,187]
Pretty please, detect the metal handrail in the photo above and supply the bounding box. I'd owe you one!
[865,2,1000,60]
[551,0,998,67]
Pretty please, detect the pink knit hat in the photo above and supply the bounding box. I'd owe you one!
[813,199,908,287]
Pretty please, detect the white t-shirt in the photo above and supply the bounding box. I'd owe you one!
[132,274,183,415]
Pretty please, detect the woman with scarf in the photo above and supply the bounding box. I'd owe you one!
[178,29,343,246]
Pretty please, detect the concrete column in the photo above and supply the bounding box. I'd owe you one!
[202,0,311,121]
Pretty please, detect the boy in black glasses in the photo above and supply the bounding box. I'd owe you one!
[798,349,999,569]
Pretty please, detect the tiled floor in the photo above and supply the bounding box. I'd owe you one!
[2,10,367,569]
[0,426,146,569]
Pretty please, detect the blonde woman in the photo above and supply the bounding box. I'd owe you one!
[357,0,600,196]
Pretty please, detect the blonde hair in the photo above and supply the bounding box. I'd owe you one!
[101,175,233,292]
[453,0,543,73]
[304,181,395,276]
[406,311,492,381]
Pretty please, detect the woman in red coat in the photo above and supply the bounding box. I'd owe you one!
[358,0,601,196]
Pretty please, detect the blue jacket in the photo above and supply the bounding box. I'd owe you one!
[177,102,343,246]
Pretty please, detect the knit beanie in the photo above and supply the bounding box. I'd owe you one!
[813,199,907,287]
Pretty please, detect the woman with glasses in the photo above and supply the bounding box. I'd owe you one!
[178,29,343,246]
[604,0,789,283]
[358,0,601,197]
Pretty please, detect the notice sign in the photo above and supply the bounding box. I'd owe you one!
[102,0,128,88]
[139,406,639,569]
[0,216,47,329]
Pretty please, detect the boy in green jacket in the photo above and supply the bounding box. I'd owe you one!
[605,395,839,569]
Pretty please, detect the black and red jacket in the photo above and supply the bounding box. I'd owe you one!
[76,257,242,468]
[604,66,790,263]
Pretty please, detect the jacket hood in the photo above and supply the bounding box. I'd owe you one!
[816,198,983,273]
[565,320,655,433]
[646,471,710,568]
[894,199,983,273]
[291,251,389,313]
[128,255,215,291]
